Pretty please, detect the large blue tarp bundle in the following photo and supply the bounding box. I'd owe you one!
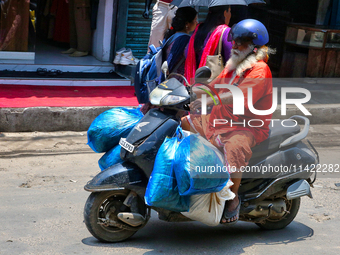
[87,107,143,153]
[145,128,190,212]
[173,134,229,196]
[98,145,124,171]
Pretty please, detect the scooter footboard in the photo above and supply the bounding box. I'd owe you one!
[84,162,148,199]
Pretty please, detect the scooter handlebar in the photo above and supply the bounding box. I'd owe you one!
[167,73,190,87]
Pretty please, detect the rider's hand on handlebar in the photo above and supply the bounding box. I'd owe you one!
[190,96,216,113]
[190,99,202,112]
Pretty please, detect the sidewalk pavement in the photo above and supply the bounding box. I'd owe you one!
[1,78,340,132]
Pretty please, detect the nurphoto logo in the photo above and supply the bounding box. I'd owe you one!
[199,84,312,116]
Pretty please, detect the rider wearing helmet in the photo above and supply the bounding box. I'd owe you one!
[185,19,276,225]
[228,18,269,48]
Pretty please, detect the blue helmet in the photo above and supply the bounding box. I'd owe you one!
[227,19,269,46]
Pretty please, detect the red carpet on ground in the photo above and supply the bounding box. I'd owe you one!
[0,85,139,108]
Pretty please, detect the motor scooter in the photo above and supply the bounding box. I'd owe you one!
[83,67,319,242]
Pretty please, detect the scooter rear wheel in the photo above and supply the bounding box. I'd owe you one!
[255,197,300,230]
[84,190,145,242]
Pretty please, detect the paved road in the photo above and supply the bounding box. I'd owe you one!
[0,125,339,255]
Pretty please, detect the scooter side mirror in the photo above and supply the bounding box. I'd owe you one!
[161,61,169,79]
[194,66,212,83]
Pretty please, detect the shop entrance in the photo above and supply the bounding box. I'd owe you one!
[0,0,115,71]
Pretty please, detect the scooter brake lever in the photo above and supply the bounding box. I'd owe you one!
[190,92,197,102]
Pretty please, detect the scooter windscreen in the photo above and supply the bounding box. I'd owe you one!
[149,78,189,106]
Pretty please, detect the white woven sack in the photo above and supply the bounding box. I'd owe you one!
[181,180,235,226]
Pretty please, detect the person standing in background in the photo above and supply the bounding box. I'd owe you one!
[140,7,198,115]
[184,5,233,83]
[0,0,30,51]
[161,7,198,77]
[143,0,177,49]
[61,0,91,57]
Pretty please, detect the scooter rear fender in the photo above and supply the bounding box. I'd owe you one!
[84,162,148,199]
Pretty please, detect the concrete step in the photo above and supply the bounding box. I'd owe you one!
[1,104,339,132]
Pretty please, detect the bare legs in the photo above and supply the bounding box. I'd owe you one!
[181,116,192,132]
[222,171,242,223]
[182,116,244,223]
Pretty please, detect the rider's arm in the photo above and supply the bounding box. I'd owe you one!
[190,87,232,111]
[215,92,233,105]
[143,0,154,19]
[192,85,212,98]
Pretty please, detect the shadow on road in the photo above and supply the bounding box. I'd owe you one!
[81,220,313,254]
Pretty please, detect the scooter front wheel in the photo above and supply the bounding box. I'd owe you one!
[84,190,144,242]
[255,197,301,230]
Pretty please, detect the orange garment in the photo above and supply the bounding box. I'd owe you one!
[205,60,273,145]
[185,115,256,169]
[212,131,256,169]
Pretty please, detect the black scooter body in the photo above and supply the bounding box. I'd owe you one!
[85,108,317,206]
[120,109,179,177]
[85,161,148,199]
[240,141,316,200]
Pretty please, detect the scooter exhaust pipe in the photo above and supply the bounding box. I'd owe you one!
[286,179,313,200]
[117,212,146,227]
[118,190,146,227]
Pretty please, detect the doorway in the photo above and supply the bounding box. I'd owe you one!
[0,0,114,69]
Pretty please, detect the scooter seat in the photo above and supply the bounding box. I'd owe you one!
[251,119,300,160]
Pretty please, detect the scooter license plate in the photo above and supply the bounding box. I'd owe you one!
[119,138,135,153]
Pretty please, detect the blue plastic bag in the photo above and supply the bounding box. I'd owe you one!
[173,134,229,196]
[145,127,190,212]
[98,145,124,171]
[87,107,143,153]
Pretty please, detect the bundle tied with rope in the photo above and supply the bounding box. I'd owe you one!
[182,180,235,226]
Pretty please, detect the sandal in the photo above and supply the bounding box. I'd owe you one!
[37,68,47,76]
[48,69,63,76]
[220,197,241,225]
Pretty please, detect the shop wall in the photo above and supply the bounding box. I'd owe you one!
[92,0,114,61]
[124,0,153,59]
[114,1,209,59]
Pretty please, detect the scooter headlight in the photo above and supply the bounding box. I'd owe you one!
[149,87,172,106]
[161,95,187,105]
